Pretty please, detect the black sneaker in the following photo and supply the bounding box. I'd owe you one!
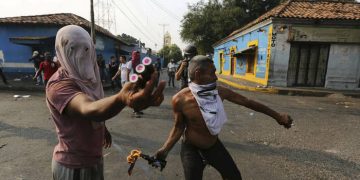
[132,111,142,118]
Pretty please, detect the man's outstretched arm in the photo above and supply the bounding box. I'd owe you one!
[155,95,186,160]
[218,86,293,128]
[64,72,165,122]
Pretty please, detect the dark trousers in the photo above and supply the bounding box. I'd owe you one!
[180,139,242,180]
[168,72,175,87]
[0,68,8,85]
[110,73,121,90]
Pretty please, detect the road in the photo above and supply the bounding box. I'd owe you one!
[0,77,359,179]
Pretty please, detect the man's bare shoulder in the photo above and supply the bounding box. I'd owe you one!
[172,88,190,102]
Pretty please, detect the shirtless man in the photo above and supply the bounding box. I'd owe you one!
[155,55,293,180]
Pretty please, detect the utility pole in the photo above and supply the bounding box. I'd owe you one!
[90,0,96,43]
[158,23,169,61]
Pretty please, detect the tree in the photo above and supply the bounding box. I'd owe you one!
[157,44,183,66]
[180,0,284,54]
[117,33,145,47]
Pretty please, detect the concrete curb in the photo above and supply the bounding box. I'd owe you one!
[218,77,360,98]
[218,78,279,94]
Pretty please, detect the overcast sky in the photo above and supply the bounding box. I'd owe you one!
[0,0,202,51]
[1,0,359,51]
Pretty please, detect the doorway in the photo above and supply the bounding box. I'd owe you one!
[287,43,330,87]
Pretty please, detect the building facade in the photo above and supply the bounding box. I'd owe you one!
[0,13,130,73]
[213,0,360,90]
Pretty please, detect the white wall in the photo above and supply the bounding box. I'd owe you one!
[326,44,360,90]
[268,24,291,87]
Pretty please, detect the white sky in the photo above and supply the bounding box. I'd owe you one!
[1,0,359,51]
[0,0,202,51]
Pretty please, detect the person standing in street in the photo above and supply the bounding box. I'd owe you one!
[29,51,44,85]
[108,56,121,91]
[33,52,58,86]
[112,55,131,88]
[97,54,106,83]
[48,25,165,180]
[0,56,9,86]
[167,59,176,87]
[175,45,197,90]
[155,55,293,180]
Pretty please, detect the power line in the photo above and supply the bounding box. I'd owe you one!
[110,0,157,44]
[119,0,162,39]
[149,0,181,21]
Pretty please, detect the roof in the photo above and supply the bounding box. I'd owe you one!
[214,0,360,46]
[0,13,128,45]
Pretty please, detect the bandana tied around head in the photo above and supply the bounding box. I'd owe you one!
[188,82,227,135]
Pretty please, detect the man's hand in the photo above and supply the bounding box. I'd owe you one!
[154,148,168,161]
[104,127,112,149]
[180,61,188,70]
[119,72,166,111]
[277,113,293,129]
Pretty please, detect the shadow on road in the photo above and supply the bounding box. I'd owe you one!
[0,121,56,145]
[223,140,360,178]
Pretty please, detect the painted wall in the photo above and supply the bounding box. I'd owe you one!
[213,24,272,85]
[0,24,59,73]
[326,44,360,89]
[0,24,122,73]
[268,23,292,87]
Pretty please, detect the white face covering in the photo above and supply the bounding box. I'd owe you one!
[188,82,228,135]
[53,25,105,129]
[54,25,104,100]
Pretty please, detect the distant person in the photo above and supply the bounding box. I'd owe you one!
[97,54,106,83]
[33,52,58,86]
[167,59,176,87]
[48,25,165,180]
[29,51,44,85]
[176,45,198,89]
[112,55,131,88]
[131,51,140,72]
[0,57,9,86]
[108,56,121,91]
[155,55,293,180]
[154,58,162,87]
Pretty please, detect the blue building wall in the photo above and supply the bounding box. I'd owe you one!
[0,24,122,73]
[0,25,59,73]
[213,24,272,85]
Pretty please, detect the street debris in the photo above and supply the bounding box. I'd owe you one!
[13,95,31,100]
[0,143,7,149]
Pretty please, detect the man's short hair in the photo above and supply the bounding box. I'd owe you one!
[120,55,126,60]
[188,55,213,81]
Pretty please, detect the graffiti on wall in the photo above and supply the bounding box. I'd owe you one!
[271,32,277,47]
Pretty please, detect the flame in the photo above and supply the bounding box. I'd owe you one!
[127,149,141,164]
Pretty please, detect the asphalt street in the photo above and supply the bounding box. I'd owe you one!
[0,74,359,180]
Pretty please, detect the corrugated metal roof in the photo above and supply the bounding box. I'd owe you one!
[0,13,129,45]
[214,0,360,47]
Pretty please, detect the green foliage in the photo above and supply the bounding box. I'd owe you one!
[117,33,145,47]
[157,44,183,66]
[180,0,283,54]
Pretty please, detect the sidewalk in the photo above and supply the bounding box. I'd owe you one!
[0,73,112,92]
[217,74,360,98]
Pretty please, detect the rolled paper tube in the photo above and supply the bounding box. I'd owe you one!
[129,74,139,83]
[135,64,145,73]
[142,57,152,65]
